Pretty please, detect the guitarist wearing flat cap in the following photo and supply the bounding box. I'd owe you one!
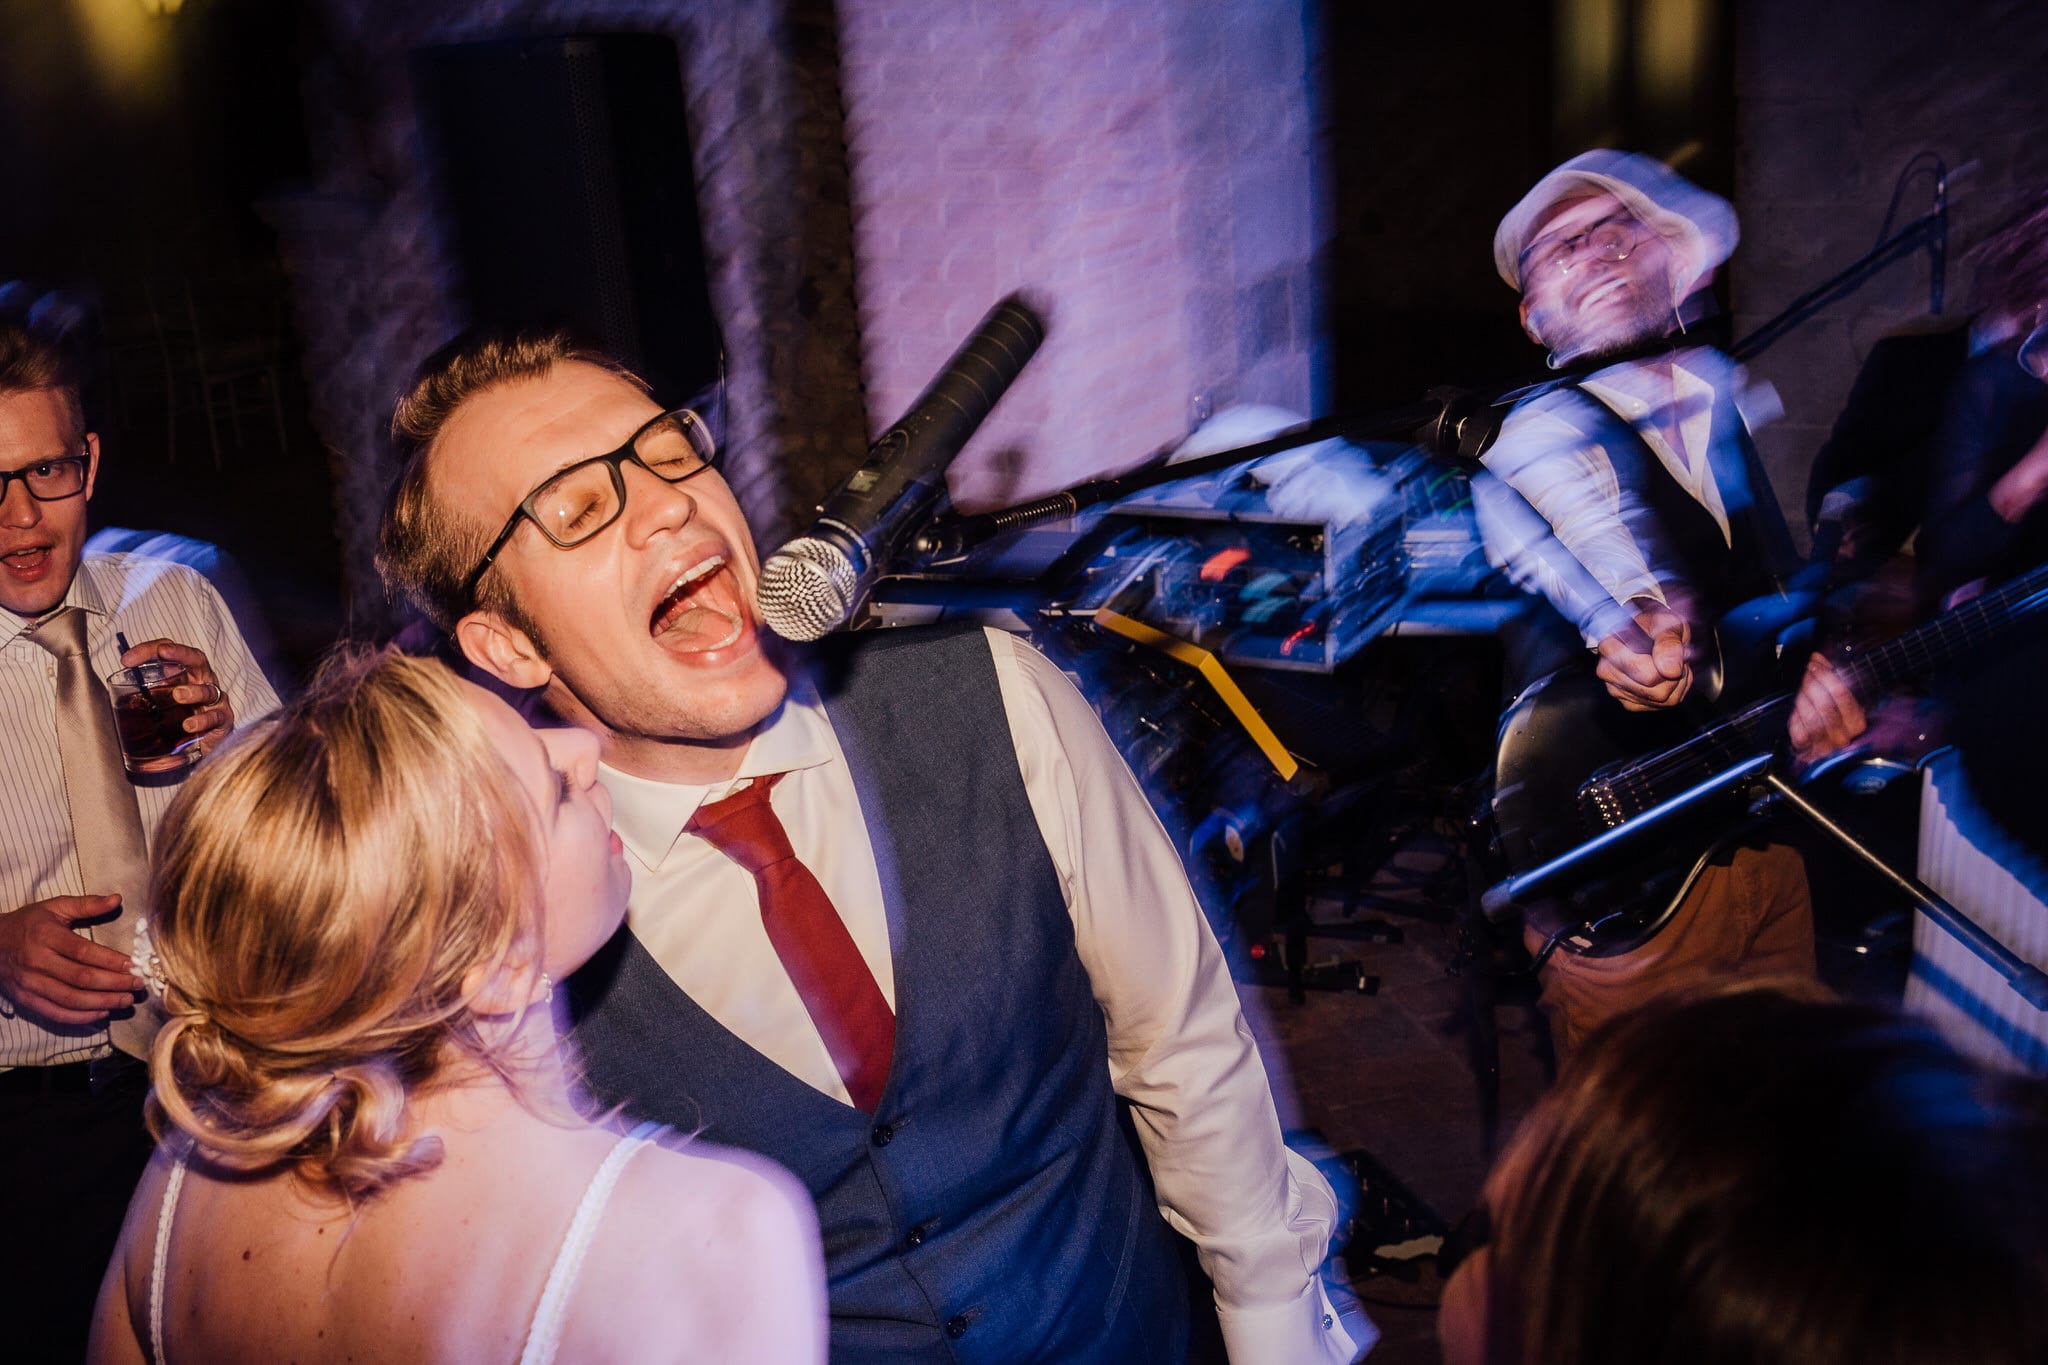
[1476,151,1819,1059]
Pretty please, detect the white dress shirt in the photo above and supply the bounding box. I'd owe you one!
[0,553,280,1067]
[1477,347,1779,644]
[602,627,1371,1364]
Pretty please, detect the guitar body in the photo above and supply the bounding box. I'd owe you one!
[1491,667,1744,956]
[1485,561,2048,955]
[1492,667,1702,870]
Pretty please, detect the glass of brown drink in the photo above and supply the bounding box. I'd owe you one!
[106,659,206,774]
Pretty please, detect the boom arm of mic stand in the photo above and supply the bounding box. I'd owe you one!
[919,198,1950,567]
[1732,207,1946,362]
[1483,752,2048,1009]
[908,391,1503,565]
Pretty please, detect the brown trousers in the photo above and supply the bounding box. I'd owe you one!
[1523,841,1816,1061]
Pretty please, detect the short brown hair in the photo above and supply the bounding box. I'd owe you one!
[0,318,86,445]
[376,330,647,633]
[1475,980,2048,1365]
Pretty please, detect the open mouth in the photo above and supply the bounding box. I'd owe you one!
[1,546,52,579]
[650,555,747,653]
[1577,278,1631,313]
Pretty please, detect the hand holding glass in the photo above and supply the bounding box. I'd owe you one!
[107,659,217,774]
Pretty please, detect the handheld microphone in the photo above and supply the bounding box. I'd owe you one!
[756,295,1045,640]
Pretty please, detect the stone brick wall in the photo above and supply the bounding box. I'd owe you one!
[275,0,868,628]
[836,0,1326,510]
[279,0,1327,619]
[1734,0,2048,543]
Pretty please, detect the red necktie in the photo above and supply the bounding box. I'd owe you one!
[688,773,895,1111]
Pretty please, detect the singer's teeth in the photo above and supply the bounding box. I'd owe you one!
[1580,279,1628,310]
[664,556,725,597]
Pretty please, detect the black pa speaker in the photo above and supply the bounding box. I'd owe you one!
[412,33,721,406]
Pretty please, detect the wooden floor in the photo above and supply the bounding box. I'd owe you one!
[1236,797,1918,1362]
[1239,902,1551,1364]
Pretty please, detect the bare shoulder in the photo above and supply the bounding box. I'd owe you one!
[557,1135,827,1363]
[630,1129,815,1244]
[616,1135,822,1301]
[87,1146,181,1365]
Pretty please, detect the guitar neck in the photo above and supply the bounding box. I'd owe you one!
[1836,561,2048,699]
[1593,560,2048,820]
[1673,691,1797,771]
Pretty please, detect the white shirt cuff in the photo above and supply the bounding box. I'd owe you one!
[1216,1275,1377,1364]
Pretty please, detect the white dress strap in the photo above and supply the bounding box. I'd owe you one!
[148,1155,190,1365]
[517,1121,667,1365]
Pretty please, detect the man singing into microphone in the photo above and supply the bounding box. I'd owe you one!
[376,332,1367,1364]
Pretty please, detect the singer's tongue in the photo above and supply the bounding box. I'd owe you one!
[652,564,745,653]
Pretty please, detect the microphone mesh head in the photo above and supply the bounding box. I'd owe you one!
[756,537,859,641]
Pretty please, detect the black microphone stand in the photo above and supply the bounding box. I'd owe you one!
[907,387,1506,566]
[911,152,1950,571]
[1732,154,1950,362]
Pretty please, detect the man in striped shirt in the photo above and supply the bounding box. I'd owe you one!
[0,318,278,1361]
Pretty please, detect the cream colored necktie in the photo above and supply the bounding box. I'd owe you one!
[28,606,157,1057]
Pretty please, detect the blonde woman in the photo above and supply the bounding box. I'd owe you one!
[87,651,825,1364]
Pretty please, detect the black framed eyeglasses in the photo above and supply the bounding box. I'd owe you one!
[462,401,722,604]
[1519,214,1641,282]
[0,454,89,504]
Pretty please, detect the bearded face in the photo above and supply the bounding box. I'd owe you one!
[1516,193,1683,365]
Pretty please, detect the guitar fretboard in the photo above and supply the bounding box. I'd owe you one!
[1587,561,2048,824]
[1838,562,2048,698]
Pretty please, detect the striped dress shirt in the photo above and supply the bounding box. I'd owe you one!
[0,553,279,1068]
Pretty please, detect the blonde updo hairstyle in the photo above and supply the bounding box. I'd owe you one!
[145,648,548,1201]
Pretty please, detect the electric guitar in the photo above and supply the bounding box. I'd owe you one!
[1489,560,2048,955]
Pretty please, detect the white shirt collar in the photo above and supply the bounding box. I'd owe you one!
[1579,346,1722,414]
[1578,346,1780,445]
[600,671,839,871]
